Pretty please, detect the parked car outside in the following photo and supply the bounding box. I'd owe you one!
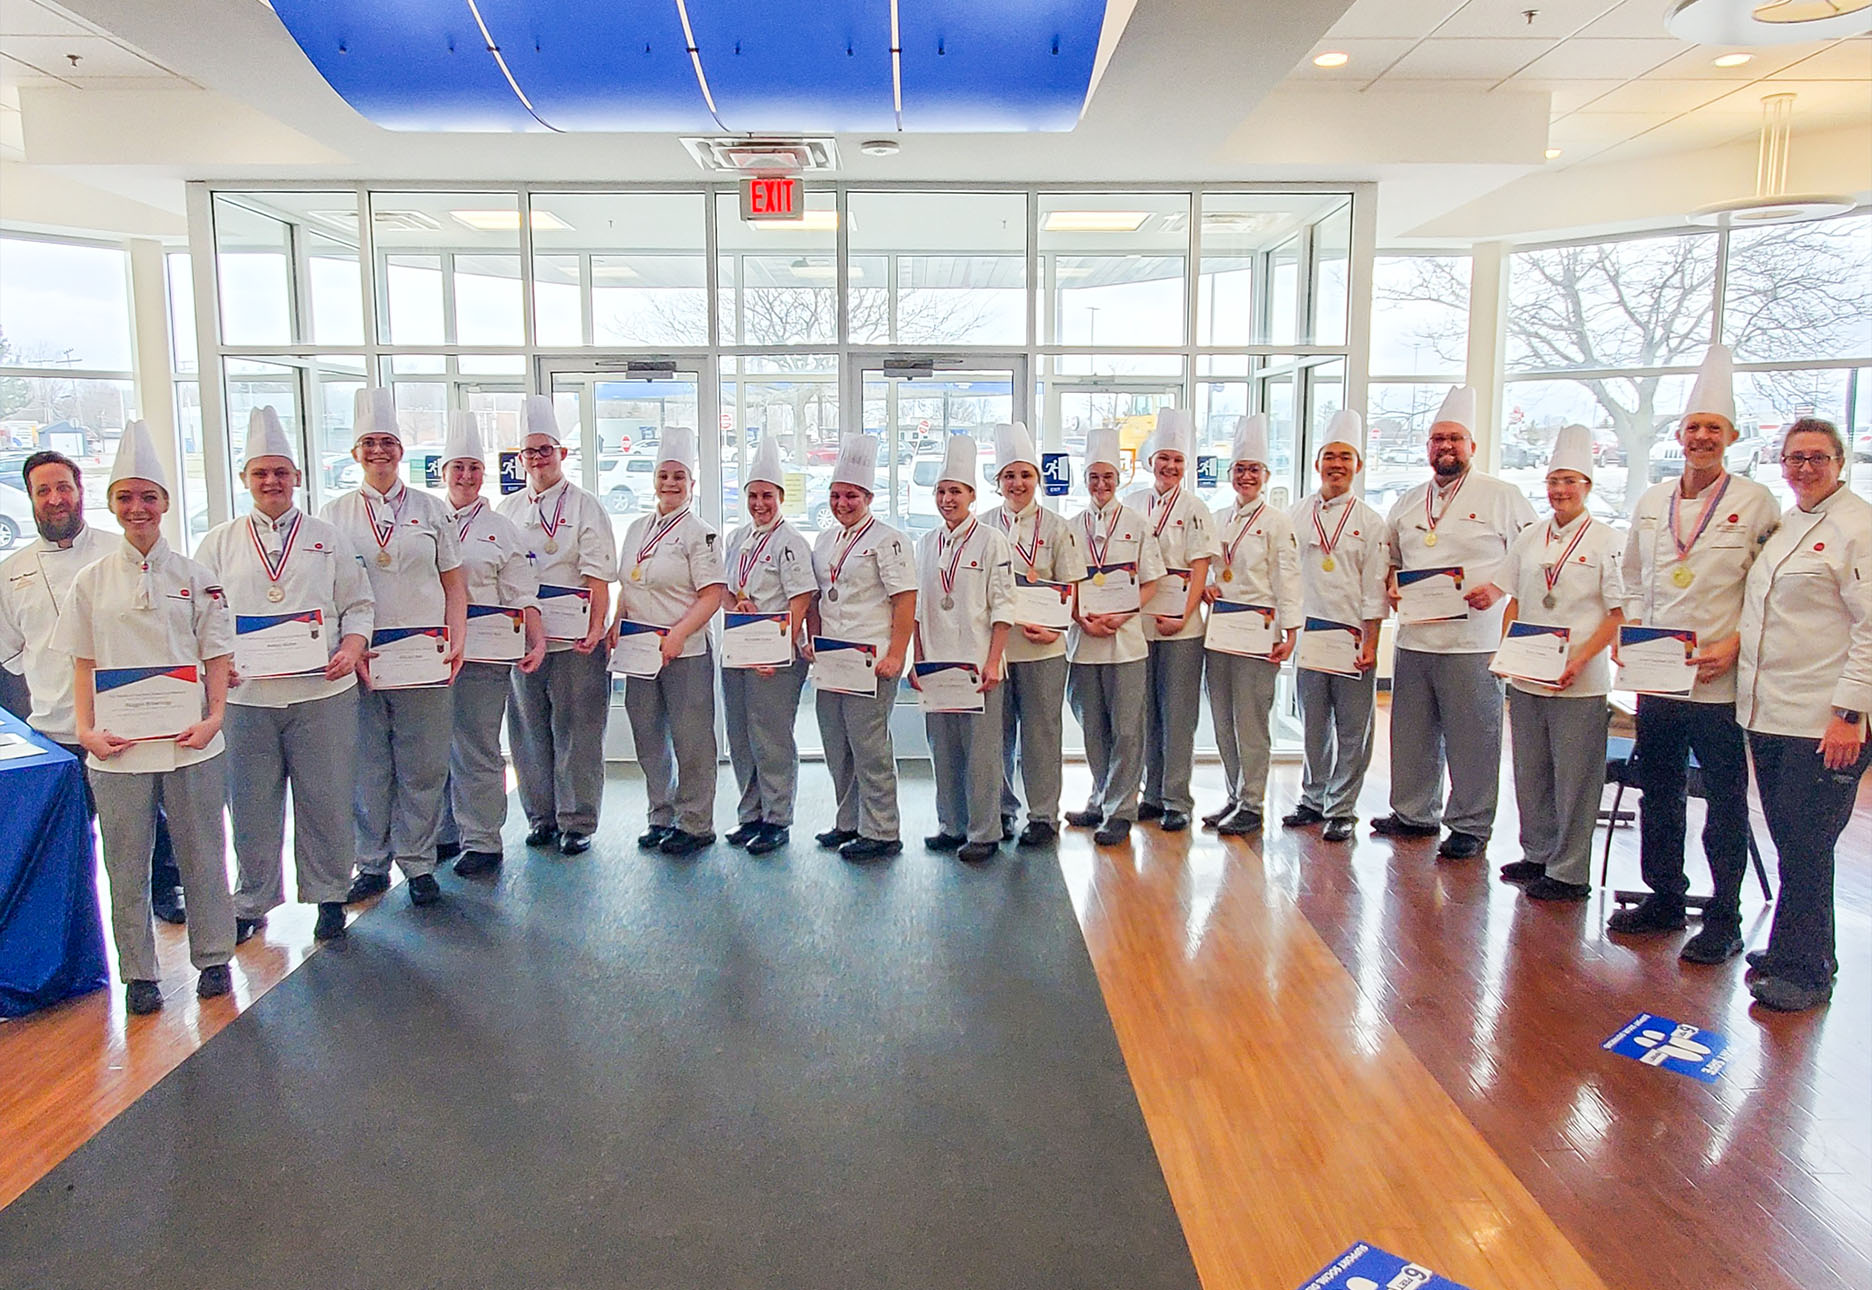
[0,481,30,549]
[1647,435,1760,484]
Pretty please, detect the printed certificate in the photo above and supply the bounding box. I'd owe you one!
[722,612,793,670]
[1012,575,1073,631]
[537,583,592,642]
[1144,567,1191,619]
[1079,563,1141,617]
[914,661,985,714]
[1296,617,1362,677]
[1397,566,1467,624]
[1204,601,1278,657]
[809,637,878,697]
[608,620,667,678]
[464,605,526,664]
[93,664,202,741]
[368,627,451,689]
[1616,626,1698,696]
[1489,621,1570,686]
[233,609,327,679]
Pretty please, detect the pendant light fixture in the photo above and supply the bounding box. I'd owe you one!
[1689,93,1856,228]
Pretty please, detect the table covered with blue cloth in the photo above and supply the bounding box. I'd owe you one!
[0,706,108,1018]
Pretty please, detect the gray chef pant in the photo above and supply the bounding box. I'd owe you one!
[443,662,514,855]
[354,685,452,878]
[509,645,611,836]
[1389,648,1504,839]
[1000,655,1068,829]
[722,660,806,827]
[1507,688,1608,885]
[1205,650,1279,816]
[625,651,718,837]
[225,688,358,917]
[928,685,1007,845]
[816,683,900,841]
[1143,637,1205,813]
[1297,666,1377,820]
[90,756,234,982]
[1069,659,1147,823]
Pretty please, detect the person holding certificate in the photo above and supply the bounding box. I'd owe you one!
[721,435,817,857]
[1734,419,1872,1012]
[1478,426,1624,902]
[497,395,618,856]
[320,389,467,909]
[809,433,917,862]
[1124,408,1218,833]
[1283,414,1389,844]
[437,413,542,879]
[990,421,1087,848]
[57,423,237,1016]
[1201,415,1301,836]
[611,426,725,857]
[1376,386,1535,860]
[912,436,1016,863]
[1607,346,1782,961]
[195,407,373,944]
[1065,428,1167,847]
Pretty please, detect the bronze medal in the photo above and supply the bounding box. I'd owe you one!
[376,550,393,568]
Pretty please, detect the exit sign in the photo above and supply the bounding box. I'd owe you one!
[740,175,802,221]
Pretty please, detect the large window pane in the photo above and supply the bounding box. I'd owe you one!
[371,192,522,346]
[1,236,134,372]
[534,254,583,347]
[1502,374,1694,517]
[716,191,839,346]
[1041,194,1188,347]
[1507,232,1718,374]
[1722,214,1872,365]
[213,198,292,347]
[1372,254,1470,378]
[720,355,840,533]
[847,192,1027,346]
[530,192,709,348]
[224,359,301,470]
[210,193,366,348]
[1311,199,1352,347]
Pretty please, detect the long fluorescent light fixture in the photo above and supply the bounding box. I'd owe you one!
[451,209,570,232]
[1043,211,1151,233]
[751,210,840,232]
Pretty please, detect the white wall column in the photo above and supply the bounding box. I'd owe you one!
[125,237,180,542]
[1466,239,1509,470]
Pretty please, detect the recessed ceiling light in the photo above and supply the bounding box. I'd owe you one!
[750,209,839,232]
[1042,210,1151,233]
[1712,52,1754,67]
[1545,147,1563,159]
[450,209,569,233]
[1313,51,1350,68]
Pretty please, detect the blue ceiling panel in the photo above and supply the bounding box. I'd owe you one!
[271,0,544,132]
[899,0,1107,132]
[474,0,718,132]
[684,0,896,134]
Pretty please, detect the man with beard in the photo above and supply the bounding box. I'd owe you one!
[1,450,185,922]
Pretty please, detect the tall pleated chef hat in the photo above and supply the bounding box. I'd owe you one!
[1142,407,1194,460]
[831,432,881,492]
[1683,344,1736,430]
[1431,385,1476,438]
[1231,413,1271,466]
[937,433,978,491]
[992,421,1039,476]
[746,434,785,491]
[1084,427,1122,476]
[244,405,297,468]
[1547,423,1595,481]
[1318,408,1364,469]
[523,394,562,443]
[108,419,170,493]
[656,425,700,474]
[352,388,400,443]
[441,410,486,469]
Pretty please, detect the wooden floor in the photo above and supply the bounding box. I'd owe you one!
[3,705,1868,1289]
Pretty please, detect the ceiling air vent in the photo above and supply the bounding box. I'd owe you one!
[306,209,444,235]
[682,137,841,174]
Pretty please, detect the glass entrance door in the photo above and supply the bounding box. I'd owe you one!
[855,360,1023,539]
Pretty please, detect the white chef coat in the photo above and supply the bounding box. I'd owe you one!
[1387,469,1536,654]
[1621,471,1780,704]
[1124,483,1219,642]
[0,524,114,741]
[194,507,375,709]
[1290,490,1389,628]
[725,518,817,613]
[54,536,234,774]
[812,514,917,651]
[320,482,462,631]
[495,478,618,653]
[1208,497,1303,632]
[993,500,1089,664]
[915,518,1016,668]
[449,498,539,614]
[1737,486,1872,739]
[1495,511,1626,697]
[1067,499,1168,667]
[615,506,726,659]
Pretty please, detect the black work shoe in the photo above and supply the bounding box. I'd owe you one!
[1017,821,1058,848]
[1136,801,1165,821]
[524,824,559,848]
[436,841,462,863]
[839,836,902,862]
[1001,816,1018,842]
[1217,809,1262,837]
[454,850,502,877]
[1093,818,1133,846]
[1437,831,1486,860]
[313,902,347,941]
[924,832,966,852]
[1158,810,1191,833]
[151,886,187,925]
[196,964,232,998]
[1679,925,1745,965]
[745,824,789,856]
[1525,875,1591,902]
[1371,813,1440,838]
[345,872,391,904]
[560,832,592,856]
[407,874,442,906]
[234,916,266,945]
[1321,817,1356,843]
[1498,860,1545,884]
[1201,801,1239,828]
[1606,897,1688,935]
[815,827,859,849]
[1282,804,1327,828]
[725,822,761,848]
[1063,808,1104,828]
[1749,974,1833,1013]
[125,979,163,1015]
[1743,949,1837,979]
[958,841,999,863]
[638,826,674,850]
[659,829,714,857]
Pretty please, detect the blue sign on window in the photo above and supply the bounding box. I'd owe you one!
[1603,1013,1729,1083]
[423,455,443,490]
[1299,1242,1471,1289]
[1041,452,1071,497]
[1195,455,1221,489]
[498,451,526,495]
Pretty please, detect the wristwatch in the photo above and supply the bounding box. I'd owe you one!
[1835,708,1865,724]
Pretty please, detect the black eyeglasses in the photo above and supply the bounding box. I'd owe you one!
[1781,453,1840,468]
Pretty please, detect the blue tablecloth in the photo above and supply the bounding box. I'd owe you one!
[0,708,109,1018]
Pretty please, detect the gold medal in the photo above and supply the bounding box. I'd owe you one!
[1093,571,1107,587]
[544,539,558,555]
[630,565,643,582]
[1671,564,1695,588]
[1423,531,1438,548]
[1220,568,1233,582]
[266,585,285,603]
[376,551,393,568]
[1321,556,1336,573]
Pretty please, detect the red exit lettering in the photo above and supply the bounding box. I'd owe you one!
[740,176,802,221]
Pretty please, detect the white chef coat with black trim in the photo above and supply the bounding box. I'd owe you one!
[1123,483,1219,643]
[1495,511,1626,697]
[1387,469,1536,654]
[1208,497,1303,632]
[616,507,726,660]
[1067,499,1168,667]
[993,500,1089,664]
[812,515,917,652]
[0,524,114,741]
[725,518,817,614]
[1289,490,1390,628]
[495,477,618,653]
[915,518,1016,669]
[320,482,462,631]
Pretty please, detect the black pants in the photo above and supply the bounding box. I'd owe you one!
[1749,731,1871,989]
[1634,695,1750,924]
[57,740,180,894]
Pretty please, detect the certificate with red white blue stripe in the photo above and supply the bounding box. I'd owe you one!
[93,664,202,741]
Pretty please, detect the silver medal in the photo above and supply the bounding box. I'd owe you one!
[266,585,285,603]
[1542,593,1557,610]
[826,586,839,602]
[941,595,955,611]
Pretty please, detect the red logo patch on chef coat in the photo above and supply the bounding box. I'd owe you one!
[1815,543,1826,551]
[179,588,191,598]
[1468,512,1477,519]
[1728,514,1739,522]
[313,542,326,550]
